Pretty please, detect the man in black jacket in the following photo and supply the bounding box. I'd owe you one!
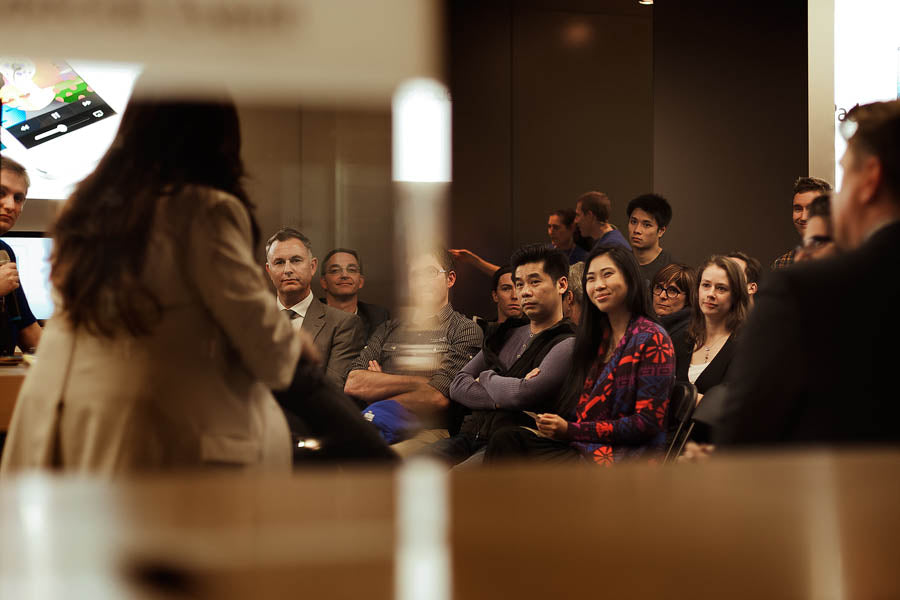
[716,99,900,447]
[421,243,576,467]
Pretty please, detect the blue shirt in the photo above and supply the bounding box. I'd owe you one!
[0,239,37,355]
[593,227,631,251]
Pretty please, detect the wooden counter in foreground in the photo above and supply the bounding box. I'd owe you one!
[1,449,898,599]
[0,364,26,431]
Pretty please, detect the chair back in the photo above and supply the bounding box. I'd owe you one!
[664,381,698,463]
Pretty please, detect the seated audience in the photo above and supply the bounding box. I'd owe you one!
[563,261,585,325]
[422,244,576,467]
[485,245,675,465]
[548,209,589,264]
[672,256,750,442]
[573,191,629,251]
[651,263,696,340]
[794,195,837,262]
[771,176,832,269]
[344,248,482,451]
[265,229,366,390]
[627,193,675,286]
[725,251,761,306]
[717,100,900,446]
[319,248,390,340]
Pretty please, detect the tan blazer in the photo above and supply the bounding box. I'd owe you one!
[301,298,365,390]
[0,187,301,475]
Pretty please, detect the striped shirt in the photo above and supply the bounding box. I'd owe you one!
[349,303,482,398]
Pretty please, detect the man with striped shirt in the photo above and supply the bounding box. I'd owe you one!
[344,248,482,454]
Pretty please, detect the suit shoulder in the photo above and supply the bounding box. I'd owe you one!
[322,302,361,326]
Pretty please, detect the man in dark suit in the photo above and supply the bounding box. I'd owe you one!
[716,99,900,447]
[265,229,365,390]
[318,248,390,340]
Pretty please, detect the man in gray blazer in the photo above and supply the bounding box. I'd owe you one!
[265,228,365,390]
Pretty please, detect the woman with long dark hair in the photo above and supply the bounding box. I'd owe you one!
[485,245,675,465]
[2,92,307,474]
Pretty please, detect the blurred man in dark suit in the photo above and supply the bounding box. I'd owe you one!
[716,100,900,447]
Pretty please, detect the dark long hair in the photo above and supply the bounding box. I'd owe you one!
[51,91,257,337]
[687,255,750,348]
[556,245,653,415]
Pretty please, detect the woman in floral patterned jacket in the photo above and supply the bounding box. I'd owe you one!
[485,245,675,465]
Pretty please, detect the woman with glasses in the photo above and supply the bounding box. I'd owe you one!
[651,263,696,340]
[673,257,750,438]
[485,245,675,465]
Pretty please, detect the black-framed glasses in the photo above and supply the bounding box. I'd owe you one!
[652,284,683,299]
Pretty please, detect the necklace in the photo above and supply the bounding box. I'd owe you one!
[701,333,728,363]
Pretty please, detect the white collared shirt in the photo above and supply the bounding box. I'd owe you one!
[277,292,314,331]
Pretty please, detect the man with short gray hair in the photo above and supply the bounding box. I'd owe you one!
[264,227,365,390]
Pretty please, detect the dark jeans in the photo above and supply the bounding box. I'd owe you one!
[484,426,582,463]
[419,433,487,467]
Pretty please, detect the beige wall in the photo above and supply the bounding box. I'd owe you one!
[808,0,835,183]
[240,106,395,310]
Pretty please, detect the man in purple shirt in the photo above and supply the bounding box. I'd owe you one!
[420,243,576,467]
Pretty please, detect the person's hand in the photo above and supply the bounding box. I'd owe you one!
[676,442,716,463]
[448,249,477,265]
[0,262,20,296]
[536,413,568,439]
[367,360,383,372]
[298,330,322,366]
[524,368,540,380]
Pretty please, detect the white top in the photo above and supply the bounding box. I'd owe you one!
[278,292,315,331]
[688,361,710,384]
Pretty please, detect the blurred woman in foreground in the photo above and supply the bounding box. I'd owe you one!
[2,90,307,475]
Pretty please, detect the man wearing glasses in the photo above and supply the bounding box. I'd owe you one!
[319,248,390,340]
[344,248,483,453]
[265,228,366,390]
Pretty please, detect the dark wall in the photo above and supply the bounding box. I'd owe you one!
[652,0,808,268]
[449,0,808,318]
[449,0,653,318]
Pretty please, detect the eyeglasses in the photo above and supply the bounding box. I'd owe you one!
[409,266,448,280]
[652,284,683,299]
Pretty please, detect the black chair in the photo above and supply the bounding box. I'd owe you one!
[664,381,698,464]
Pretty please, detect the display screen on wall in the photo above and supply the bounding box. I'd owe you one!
[0,58,141,200]
[834,0,900,187]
